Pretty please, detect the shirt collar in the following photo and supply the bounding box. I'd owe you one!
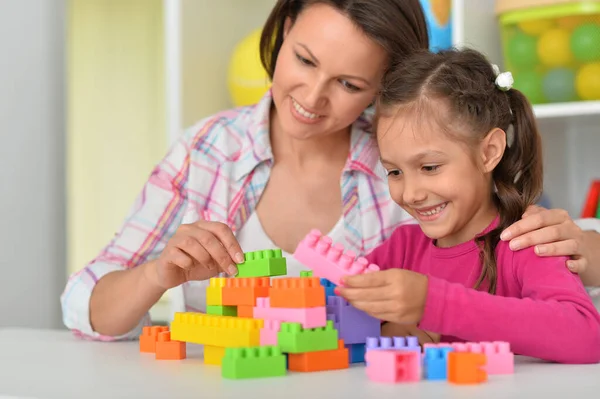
[234,90,383,181]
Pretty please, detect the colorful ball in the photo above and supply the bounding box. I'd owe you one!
[537,28,574,67]
[227,28,271,107]
[571,23,600,62]
[507,32,539,69]
[575,62,600,100]
[518,19,555,35]
[542,68,577,102]
[514,70,545,104]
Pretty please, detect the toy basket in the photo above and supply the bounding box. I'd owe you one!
[496,0,600,104]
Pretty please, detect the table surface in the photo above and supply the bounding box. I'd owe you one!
[1,328,599,399]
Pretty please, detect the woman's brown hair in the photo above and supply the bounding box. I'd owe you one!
[376,48,543,294]
[259,0,429,80]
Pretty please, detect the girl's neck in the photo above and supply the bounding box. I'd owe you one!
[436,201,499,248]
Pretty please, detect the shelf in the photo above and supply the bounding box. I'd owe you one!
[533,101,600,119]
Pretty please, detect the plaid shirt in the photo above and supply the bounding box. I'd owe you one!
[60,90,414,340]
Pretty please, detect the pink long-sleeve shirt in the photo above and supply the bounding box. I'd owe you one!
[366,221,600,364]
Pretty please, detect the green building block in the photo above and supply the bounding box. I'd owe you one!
[277,321,338,353]
[235,249,287,278]
[221,346,287,379]
[300,270,313,277]
[206,305,237,316]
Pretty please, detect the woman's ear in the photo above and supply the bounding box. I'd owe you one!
[480,128,507,173]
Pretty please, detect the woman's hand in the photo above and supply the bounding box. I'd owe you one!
[501,205,591,273]
[147,220,244,290]
[336,269,428,325]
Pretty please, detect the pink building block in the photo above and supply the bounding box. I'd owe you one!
[444,341,513,374]
[293,229,380,286]
[260,320,281,346]
[253,297,327,329]
[365,350,421,383]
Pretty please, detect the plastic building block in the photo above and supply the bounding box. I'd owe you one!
[206,305,237,317]
[155,331,186,360]
[326,297,380,344]
[204,345,226,365]
[366,336,421,353]
[206,277,226,306]
[277,321,339,353]
[269,277,326,308]
[288,339,349,372]
[254,297,327,329]
[365,350,421,383]
[300,270,313,277]
[221,277,270,306]
[448,352,487,384]
[222,346,287,379]
[424,347,454,380]
[170,312,263,347]
[293,229,379,286]
[347,343,366,363]
[456,341,514,375]
[236,249,287,278]
[260,320,281,346]
[237,305,254,318]
[321,278,337,297]
[140,326,169,353]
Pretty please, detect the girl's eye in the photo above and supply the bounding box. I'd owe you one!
[340,80,360,92]
[422,165,441,172]
[295,53,314,66]
[386,169,402,177]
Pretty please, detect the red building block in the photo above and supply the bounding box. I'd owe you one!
[140,326,169,353]
[222,277,270,306]
[155,331,186,360]
[288,340,349,372]
[269,277,325,308]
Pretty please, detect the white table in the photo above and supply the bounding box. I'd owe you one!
[1,328,599,399]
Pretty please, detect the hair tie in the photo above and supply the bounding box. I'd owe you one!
[492,64,514,91]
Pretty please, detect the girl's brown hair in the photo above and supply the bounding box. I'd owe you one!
[259,0,429,80]
[376,48,543,294]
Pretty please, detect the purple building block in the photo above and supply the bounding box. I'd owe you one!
[326,297,380,345]
[366,336,421,353]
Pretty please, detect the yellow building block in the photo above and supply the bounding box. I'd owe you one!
[170,312,264,347]
[207,277,226,306]
[204,345,226,365]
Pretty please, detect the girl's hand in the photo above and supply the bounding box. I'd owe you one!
[501,205,589,273]
[336,269,428,325]
[149,221,244,290]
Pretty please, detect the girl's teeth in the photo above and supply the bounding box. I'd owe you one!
[418,203,447,216]
[293,99,320,119]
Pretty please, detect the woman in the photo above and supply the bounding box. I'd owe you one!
[61,0,600,341]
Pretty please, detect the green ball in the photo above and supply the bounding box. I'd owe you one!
[571,23,600,62]
[507,32,539,69]
[542,68,577,102]
[513,70,545,104]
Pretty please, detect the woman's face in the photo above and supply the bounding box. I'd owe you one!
[271,3,387,140]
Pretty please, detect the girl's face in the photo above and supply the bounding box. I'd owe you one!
[271,3,387,140]
[377,109,502,247]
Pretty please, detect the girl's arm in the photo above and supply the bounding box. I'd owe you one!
[418,249,600,364]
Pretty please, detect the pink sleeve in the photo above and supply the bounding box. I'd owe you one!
[418,251,600,364]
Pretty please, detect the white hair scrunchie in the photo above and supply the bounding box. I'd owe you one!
[492,64,514,91]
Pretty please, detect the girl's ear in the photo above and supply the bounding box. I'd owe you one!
[284,17,293,38]
[479,128,506,173]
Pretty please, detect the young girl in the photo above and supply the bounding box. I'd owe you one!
[337,48,600,364]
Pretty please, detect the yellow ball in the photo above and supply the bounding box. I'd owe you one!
[537,28,573,67]
[227,28,271,107]
[518,19,554,35]
[576,62,600,100]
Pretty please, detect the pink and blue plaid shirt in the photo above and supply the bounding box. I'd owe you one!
[60,90,415,340]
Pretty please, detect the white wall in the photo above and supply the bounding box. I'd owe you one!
[0,0,66,328]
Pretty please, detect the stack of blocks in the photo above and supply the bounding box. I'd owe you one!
[139,230,515,384]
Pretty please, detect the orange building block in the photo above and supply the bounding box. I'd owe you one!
[155,331,186,360]
[288,340,349,372]
[448,352,487,384]
[237,305,254,318]
[269,277,325,308]
[222,277,270,306]
[140,326,169,353]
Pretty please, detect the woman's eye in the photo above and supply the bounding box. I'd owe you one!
[340,80,360,92]
[295,53,314,66]
[423,165,441,172]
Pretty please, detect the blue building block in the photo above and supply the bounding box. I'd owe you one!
[346,343,366,363]
[424,347,454,380]
[320,278,337,297]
